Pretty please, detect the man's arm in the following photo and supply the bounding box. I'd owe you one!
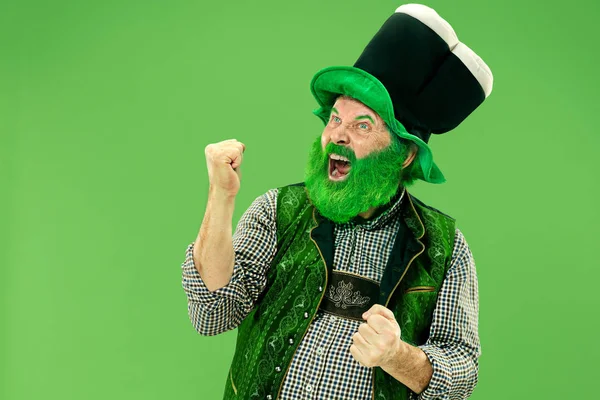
[193,187,236,292]
[181,189,278,336]
[380,228,480,398]
[181,138,277,336]
[416,228,480,399]
[192,139,245,292]
[351,228,479,398]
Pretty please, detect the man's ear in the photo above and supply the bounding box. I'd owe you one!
[401,143,418,168]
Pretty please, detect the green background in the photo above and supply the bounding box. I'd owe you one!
[2,0,598,398]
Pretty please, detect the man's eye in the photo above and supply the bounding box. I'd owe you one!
[358,122,369,130]
[331,116,341,123]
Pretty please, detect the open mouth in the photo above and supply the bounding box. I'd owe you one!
[328,153,352,181]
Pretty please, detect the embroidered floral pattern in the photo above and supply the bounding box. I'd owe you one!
[325,280,371,309]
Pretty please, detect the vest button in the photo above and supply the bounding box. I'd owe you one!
[318,286,323,292]
[304,312,309,319]
[275,366,281,372]
[289,338,294,345]
[267,396,273,400]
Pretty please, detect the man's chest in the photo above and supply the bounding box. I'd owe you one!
[332,221,401,283]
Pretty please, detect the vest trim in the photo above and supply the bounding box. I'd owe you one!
[384,191,426,309]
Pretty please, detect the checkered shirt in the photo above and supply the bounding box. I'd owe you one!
[181,187,480,399]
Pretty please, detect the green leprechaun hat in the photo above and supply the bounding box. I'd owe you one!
[310,3,494,184]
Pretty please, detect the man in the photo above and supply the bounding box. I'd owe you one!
[182,4,492,399]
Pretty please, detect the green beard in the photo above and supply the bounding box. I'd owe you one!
[304,135,407,224]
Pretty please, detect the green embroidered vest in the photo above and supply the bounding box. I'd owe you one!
[223,183,456,399]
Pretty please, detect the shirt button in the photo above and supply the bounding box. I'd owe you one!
[306,384,313,392]
[316,347,324,356]
[350,255,356,263]
[304,312,309,319]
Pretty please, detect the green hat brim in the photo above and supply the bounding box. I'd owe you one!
[310,66,446,184]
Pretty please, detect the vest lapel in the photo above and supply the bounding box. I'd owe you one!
[309,209,335,278]
[379,191,426,305]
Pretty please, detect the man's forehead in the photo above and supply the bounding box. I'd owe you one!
[333,95,382,119]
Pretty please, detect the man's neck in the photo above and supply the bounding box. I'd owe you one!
[358,206,379,220]
[356,185,405,221]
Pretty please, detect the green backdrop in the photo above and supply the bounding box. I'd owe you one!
[2,0,599,398]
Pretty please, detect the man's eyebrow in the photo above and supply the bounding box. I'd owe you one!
[355,115,375,124]
[331,107,339,114]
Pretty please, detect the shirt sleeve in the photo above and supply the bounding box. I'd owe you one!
[181,188,278,336]
[414,228,481,400]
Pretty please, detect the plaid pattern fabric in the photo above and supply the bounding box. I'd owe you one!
[181,187,480,399]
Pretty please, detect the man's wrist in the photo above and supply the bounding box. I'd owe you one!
[381,341,433,395]
[208,185,237,203]
[381,339,409,373]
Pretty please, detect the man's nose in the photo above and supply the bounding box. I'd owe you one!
[330,126,350,145]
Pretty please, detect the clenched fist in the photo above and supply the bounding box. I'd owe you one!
[204,139,246,197]
[350,304,403,369]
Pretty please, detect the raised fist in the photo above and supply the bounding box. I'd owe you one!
[204,139,246,197]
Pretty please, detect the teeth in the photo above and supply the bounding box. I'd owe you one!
[330,154,349,162]
[332,169,338,177]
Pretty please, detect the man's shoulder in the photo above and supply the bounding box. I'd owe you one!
[408,192,456,222]
[285,181,306,188]
[255,182,308,211]
[252,183,306,209]
[274,182,307,198]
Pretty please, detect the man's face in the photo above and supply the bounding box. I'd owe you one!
[304,96,412,223]
[321,96,392,171]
